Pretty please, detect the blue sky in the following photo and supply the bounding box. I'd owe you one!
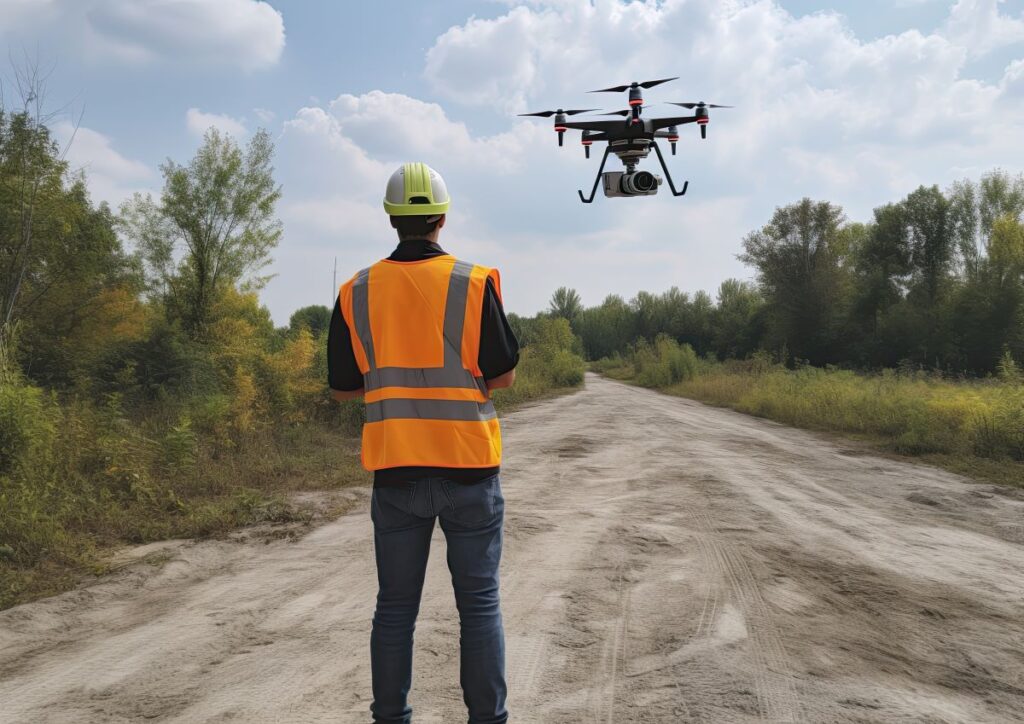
[2,0,1022,323]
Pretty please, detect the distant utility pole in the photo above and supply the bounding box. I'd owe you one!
[332,256,337,305]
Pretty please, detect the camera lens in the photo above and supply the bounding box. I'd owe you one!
[632,171,656,192]
[620,171,658,195]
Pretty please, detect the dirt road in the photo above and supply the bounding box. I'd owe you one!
[2,373,1024,723]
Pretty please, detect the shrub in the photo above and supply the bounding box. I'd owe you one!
[632,335,698,388]
[0,380,58,476]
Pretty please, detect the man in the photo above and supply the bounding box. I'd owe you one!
[327,162,518,724]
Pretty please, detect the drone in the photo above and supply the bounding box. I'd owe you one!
[518,77,731,203]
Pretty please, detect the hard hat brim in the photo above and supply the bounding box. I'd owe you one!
[383,198,451,216]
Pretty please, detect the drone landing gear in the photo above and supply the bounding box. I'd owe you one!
[652,141,688,197]
[577,143,688,203]
[577,146,612,204]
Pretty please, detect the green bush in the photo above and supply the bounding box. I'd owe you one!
[491,316,585,409]
[632,335,698,388]
[0,380,58,476]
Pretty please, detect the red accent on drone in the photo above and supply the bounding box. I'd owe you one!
[581,139,593,145]
[554,126,568,132]
[668,136,679,141]
[628,98,643,106]
[696,118,709,124]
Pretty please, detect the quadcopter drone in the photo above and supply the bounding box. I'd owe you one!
[518,77,731,203]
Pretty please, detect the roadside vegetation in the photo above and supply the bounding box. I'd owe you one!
[0,76,583,609]
[592,345,1023,486]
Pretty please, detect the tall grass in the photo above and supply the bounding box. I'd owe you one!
[669,357,1024,462]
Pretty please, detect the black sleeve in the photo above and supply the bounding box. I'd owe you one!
[478,277,520,380]
[327,298,365,391]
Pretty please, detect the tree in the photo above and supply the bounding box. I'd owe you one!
[575,294,637,360]
[15,183,145,387]
[120,128,282,340]
[989,215,1024,277]
[0,63,69,359]
[548,287,582,325]
[712,279,763,360]
[947,170,1024,278]
[739,198,849,364]
[289,304,331,338]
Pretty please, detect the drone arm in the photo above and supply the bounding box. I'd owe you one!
[652,141,688,197]
[562,119,625,132]
[577,145,612,204]
[650,115,699,131]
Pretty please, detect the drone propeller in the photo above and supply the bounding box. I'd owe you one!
[598,106,650,116]
[518,108,600,147]
[517,108,599,117]
[588,77,678,93]
[668,102,734,109]
[668,102,732,138]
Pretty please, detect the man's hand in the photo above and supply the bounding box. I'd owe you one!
[485,369,516,391]
[331,387,364,402]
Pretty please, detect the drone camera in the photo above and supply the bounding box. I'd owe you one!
[603,170,662,198]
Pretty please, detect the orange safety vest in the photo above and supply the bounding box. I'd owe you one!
[339,254,503,471]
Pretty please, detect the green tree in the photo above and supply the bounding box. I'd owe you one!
[15,183,145,388]
[575,294,637,360]
[548,287,582,325]
[120,128,282,340]
[0,71,69,355]
[947,170,1024,278]
[712,279,763,360]
[739,198,850,365]
[289,304,331,338]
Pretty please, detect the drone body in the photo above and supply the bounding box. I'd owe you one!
[518,77,732,203]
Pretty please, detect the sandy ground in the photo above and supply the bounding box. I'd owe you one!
[2,372,1024,723]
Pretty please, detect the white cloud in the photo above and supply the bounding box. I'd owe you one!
[0,0,284,70]
[185,108,247,138]
[253,107,276,124]
[945,0,1024,56]
[52,121,154,206]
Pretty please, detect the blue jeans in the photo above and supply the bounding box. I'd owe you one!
[369,474,508,724]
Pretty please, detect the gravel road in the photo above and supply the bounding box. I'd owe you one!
[2,373,1023,723]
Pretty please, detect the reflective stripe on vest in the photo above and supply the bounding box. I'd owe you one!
[350,259,493,422]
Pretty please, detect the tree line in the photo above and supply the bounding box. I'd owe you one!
[542,171,1024,377]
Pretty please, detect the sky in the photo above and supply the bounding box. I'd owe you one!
[1,0,1022,324]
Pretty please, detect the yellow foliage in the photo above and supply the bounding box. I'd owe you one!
[989,215,1024,271]
[262,329,322,424]
[230,365,259,434]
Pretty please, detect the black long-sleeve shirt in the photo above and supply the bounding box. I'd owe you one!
[327,239,519,488]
